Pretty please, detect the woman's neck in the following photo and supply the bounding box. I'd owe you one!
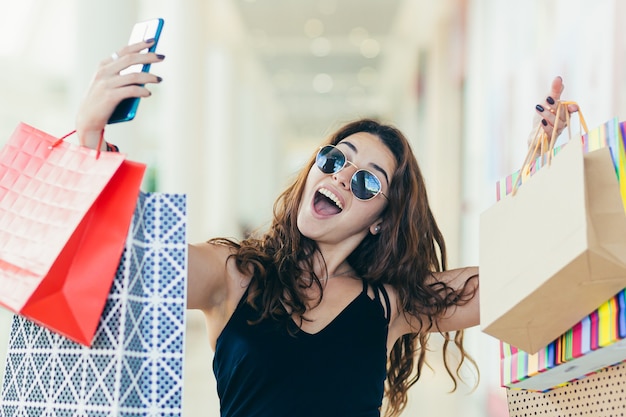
[310,252,354,281]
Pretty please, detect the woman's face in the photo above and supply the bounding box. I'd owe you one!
[296,131,396,249]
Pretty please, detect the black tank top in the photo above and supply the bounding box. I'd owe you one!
[213,278,391,417]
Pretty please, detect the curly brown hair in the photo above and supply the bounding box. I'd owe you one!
[210,118,478,416]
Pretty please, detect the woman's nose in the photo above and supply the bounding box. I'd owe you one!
[332,162,356,189]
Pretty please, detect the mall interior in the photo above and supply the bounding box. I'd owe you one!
[0,0,625,416]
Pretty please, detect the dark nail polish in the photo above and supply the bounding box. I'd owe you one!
[156,76,163,83]
[546,96,555,105]
[145,38,155,44]
[541,119,548,126]
[536,104,545,112]
[156,54,166,60]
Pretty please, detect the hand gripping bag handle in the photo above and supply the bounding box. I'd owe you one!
[512,100,588,195]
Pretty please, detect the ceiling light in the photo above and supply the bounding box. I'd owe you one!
[304,18,324,38]
[360,39,380,58]
[349,27,369,47]
[313,73,333,93]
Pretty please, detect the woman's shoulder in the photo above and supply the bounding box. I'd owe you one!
[189,241,253,349]
[187,241,252,313]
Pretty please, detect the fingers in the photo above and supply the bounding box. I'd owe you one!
[108,85,154,104]
[104,39,164,74]
[534,76,574,138]
[76,42,165,146]
[107,52,165,75]
[108,71,163,89]
[111,39,157,62]
[107,53,165,77]
[103,40,154,66]
[93,41,164,99]
[548,76,564,102]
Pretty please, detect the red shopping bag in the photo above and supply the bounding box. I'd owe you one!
[0,123,146,346]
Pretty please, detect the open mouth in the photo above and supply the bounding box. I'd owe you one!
[313,187,343,215]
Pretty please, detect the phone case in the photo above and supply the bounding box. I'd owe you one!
[108,18,164,124]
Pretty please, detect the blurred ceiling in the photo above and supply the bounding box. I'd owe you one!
[233,0,406,137]
[0,0,454,140]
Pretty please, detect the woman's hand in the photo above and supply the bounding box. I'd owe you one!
[75,40,165,150]
[528,76,579,149]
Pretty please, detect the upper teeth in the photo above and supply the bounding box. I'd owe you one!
[319,188,343,210]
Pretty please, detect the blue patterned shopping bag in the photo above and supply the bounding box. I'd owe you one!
[0,192,187,417]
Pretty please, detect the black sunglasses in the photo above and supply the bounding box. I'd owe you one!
[315,145,388,201]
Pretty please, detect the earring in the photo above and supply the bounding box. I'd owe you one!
[374,226,381,233]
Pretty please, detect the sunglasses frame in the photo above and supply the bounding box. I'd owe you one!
[315,145,389,201]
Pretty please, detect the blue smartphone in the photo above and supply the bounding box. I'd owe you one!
[107,18,164,124]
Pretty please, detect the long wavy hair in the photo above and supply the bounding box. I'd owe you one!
[210,118,478,416]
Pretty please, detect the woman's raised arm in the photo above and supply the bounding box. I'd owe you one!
[75,40,164,149]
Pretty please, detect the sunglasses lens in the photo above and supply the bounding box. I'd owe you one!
[351,170,382,200]
[316,146,345,174]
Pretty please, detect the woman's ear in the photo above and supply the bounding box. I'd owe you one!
[370,222,382,235]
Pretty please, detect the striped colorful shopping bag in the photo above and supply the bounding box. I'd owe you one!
[501,288,626,392]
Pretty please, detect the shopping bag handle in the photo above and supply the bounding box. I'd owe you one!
[48,128,106,159]
[512,100,588,195]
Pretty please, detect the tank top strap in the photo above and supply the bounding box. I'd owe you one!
[367,280,392,324]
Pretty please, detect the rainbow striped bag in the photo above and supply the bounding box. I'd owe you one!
[501,288,626,391]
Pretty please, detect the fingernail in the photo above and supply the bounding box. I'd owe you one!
[156,54,166,60]
[536,104,545,112]
[145,38,155,44]
[541,119,548,126]
[156,76,163,83]
[546,96,555,105]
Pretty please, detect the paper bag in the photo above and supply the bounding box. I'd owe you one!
[480,114,626,353]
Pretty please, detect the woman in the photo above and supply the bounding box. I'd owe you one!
[77,40,573,417]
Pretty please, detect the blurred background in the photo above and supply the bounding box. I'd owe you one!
[1,0,625,415]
